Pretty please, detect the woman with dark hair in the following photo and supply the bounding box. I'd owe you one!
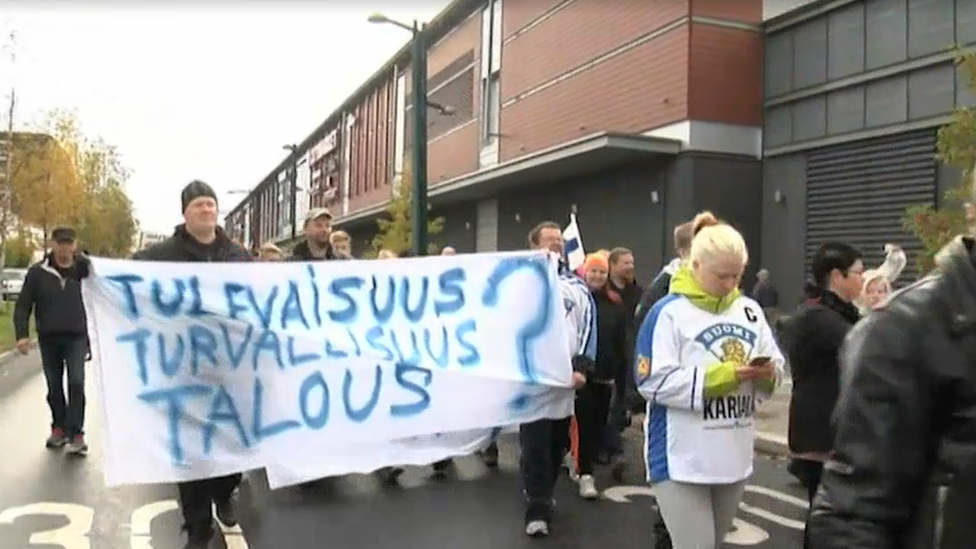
[784,241,864,549]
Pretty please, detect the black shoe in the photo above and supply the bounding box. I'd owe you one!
[182,526,214,549]
[482,443,499,467]
[653,519,673,549]
[378,466,405,485]
[214,498,237,527]
[610,456,626,482]
[432,459,451,476]
[182,538,211,549]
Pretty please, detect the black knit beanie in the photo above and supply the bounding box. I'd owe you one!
[181,180,218,212]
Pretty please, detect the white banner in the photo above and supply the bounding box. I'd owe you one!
[84,252,573,488]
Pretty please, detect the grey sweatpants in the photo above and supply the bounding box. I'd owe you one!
[653,479,747,549]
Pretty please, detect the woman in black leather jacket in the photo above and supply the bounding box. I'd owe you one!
[810,236,976,549]
[785,242,863,549]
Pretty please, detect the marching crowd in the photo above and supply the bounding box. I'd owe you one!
[10,178,976,549]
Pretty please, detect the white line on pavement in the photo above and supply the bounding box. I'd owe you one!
[744,485,809,509]
[738,501,805,531]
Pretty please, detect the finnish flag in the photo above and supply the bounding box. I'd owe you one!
[562,213,586,270]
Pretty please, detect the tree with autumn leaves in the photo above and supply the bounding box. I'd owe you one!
[368,168,445,257]
[3,109,136,264]
[904,51,976,273]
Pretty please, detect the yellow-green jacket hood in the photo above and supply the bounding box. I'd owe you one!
[668,265,740,314]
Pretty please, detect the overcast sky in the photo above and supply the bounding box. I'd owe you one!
[0,2,448,234]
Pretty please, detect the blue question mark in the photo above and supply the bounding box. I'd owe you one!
[481,254,554,412]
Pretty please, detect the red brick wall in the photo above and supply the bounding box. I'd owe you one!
[501,0,690,102]
[690,0,762,23]
[347,76,397,214]
[500,25,690,160]
[687,23,763,126]
[502,0,566,38]
[429,122,480,186]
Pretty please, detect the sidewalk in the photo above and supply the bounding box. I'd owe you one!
[754,377,790,457]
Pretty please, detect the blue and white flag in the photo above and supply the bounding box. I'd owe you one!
[562,213,585,270]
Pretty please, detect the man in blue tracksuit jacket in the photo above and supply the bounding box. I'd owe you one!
[520,221,597,537]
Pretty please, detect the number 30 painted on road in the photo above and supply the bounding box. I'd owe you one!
[0,500,249,549]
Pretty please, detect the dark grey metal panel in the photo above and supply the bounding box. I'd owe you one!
[805,128,937,284]
[349,224,379,258]
[345,201,476,257]
[663,157,696,257]
[496,159,668,280]
[865,75,908,127]
[435,202,478,253]
[762,153,808,308]
[687,154,765,293]
[793,95,827,140]
[827,2,866,80]
[956,63,976,107]
[907,0,954,59]
[827,86,866,134]
[866,0,908,70]
[793,18,829,89]
[765,32,795,97]
[958,0,976,45]
[908,63,955,120]
[765,105,794,147]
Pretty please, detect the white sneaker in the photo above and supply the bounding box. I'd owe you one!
[578,474,599,499]
[564,453,579,481]
[525,520,549,537]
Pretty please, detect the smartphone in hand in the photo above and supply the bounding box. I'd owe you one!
[749,356,772,367]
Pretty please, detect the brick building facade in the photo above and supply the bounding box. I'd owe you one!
[226,0,973,300]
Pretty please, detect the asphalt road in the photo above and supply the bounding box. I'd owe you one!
[0,351,807,549]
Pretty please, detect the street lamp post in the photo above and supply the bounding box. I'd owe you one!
[409,21,429,258]
[369,13,429,257]
[283,144,299,240]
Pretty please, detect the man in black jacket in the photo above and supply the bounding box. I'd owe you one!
[14,227,90,455]
[290,207,337,261]
[634,221,693,329]
[809,235,976,549]
[134,181,250,549]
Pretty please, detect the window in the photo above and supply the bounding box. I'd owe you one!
[480,0,502,145]
[485,75,500,137]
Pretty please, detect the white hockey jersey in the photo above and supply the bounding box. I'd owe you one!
[557,269,597,366]
[634,267,784,484]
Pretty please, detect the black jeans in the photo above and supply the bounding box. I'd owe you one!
[177,473,242,537]
[38,336,87,437]
[789,458,824,549]
[575,383,612,475]
[602,384,627,457]
[520,417,571,523]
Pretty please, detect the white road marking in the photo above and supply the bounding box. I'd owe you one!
[0,500,250,549]
[724,517,771,545]
[744,484,809,509]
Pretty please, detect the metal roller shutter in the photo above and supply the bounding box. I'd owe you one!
[805,129,937,285]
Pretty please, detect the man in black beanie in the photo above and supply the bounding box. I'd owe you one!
[134,179,250,549]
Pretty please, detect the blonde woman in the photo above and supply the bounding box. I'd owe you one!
[856,244,906,313]
[329,230,353,259]
[634,211,785,549]
[257,243,283,261]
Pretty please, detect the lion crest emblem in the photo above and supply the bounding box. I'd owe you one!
[720,338,747,365]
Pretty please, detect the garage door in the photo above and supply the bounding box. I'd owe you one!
[805,129,937,284]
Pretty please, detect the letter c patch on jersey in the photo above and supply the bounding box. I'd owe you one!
[636,355,650,381]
